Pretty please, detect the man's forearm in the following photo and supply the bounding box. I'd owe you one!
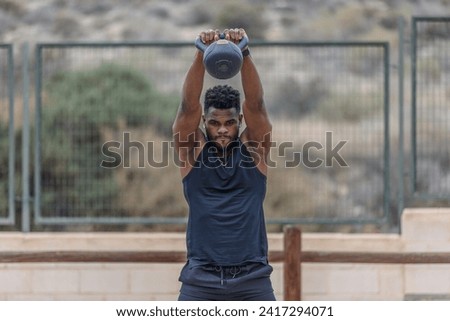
[181,51,205,111]
[241,55,264,109]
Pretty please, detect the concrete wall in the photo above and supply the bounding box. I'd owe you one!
[0,208,449,300]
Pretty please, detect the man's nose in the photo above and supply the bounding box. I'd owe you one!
[218,125,228,134]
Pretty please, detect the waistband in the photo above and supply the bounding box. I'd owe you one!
[179,262,274,295]
[187,257,268,268]
[185,261,269,286]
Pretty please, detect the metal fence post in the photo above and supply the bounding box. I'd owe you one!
[383,42,391,226]
[410,17,418,195]
[21,42,31,232]
[34,45,42,223]
[397,17,405,232]
[7,45,15,224]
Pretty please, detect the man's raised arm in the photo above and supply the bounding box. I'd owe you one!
[172,30,219,176]
[225,29,272,167]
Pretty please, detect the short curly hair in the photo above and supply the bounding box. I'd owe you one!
[204,85,241,114]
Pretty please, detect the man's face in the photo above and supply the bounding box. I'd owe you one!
[203,107,242,150]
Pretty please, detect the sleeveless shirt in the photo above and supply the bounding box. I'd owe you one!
[182,139,269,267]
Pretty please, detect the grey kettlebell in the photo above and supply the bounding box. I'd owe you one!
[195,33,249,79]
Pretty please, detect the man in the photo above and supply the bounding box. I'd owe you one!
[172,28,275,301]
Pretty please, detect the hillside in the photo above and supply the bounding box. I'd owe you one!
[1,0,448,44]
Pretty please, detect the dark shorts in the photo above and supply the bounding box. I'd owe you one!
[178,261,276,301]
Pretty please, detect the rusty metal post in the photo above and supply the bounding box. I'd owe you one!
[283,225,301,300]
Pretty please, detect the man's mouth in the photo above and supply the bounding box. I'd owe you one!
[216,136,231,142]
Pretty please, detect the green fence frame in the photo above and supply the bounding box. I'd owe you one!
[410,16,450,200]
[32,41,391,228]
[0,44,15,226]
[252,41,391,226]
[33,42,192,226]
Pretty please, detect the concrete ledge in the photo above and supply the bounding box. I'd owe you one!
[402,208,450,251]
[0,233,186,252]
[0,232,401,252]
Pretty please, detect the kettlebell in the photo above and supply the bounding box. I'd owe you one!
[195,33,249,79]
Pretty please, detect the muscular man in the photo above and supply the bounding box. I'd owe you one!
[172,28,275,301]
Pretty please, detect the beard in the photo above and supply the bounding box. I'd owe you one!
[206,133,238,152]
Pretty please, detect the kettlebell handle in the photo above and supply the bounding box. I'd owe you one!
[195,33,249,52]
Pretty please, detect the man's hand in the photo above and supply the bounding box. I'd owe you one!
[198,28,248,46]
[198,29,220,45]
[223,28,248,47]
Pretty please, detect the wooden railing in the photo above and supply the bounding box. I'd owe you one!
[1,226,450,300]
[281,227,450,300]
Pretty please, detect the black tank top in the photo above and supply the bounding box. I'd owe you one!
[182,139,269,266]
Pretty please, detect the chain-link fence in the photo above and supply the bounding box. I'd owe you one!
[32,41,390,229]
[3,16,449,231]
[253,42,390,225]
[411,17,450,201]
[34,43,193,227]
